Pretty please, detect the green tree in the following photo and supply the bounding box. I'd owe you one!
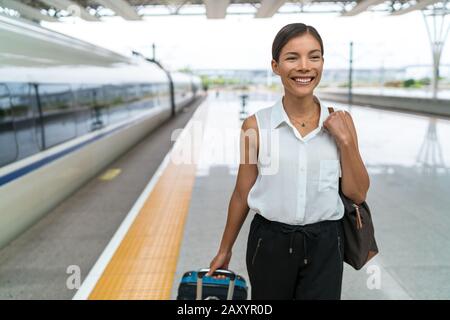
[403,79,415,87]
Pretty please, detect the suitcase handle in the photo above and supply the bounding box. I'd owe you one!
[198,268,236,280]
[196,268,236,300]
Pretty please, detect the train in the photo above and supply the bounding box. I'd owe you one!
[0,15,204,249]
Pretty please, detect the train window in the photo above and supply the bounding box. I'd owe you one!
[72,84,96,108]
[103,85,124,106]
[72,84,107,133]
[0,84,18,167]
[38,84,77,148]
[123,84,145,114]
[103,85,129,123]
[124,84,141,102]
[7,83,43,161]
[156,82,170,108]
[141,84,153,99]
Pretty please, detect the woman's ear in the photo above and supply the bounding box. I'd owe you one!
[271,59,280,76]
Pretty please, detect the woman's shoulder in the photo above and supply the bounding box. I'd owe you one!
[243,102,277,130]
[255,103,276,116]
[242,114,258,131]
[254,101,281,122]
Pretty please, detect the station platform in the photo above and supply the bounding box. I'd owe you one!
[0,96,204,299]
[1,91,450,300]
[170,92,450,300]
[78,91,450,300]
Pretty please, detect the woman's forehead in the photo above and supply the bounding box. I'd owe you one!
[281,34,321,53]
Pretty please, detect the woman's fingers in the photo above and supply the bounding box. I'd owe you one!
[207,259,223,277]
[206,264,217,277]
[206,251,232,277]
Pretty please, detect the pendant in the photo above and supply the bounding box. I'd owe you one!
[301,123,306,127]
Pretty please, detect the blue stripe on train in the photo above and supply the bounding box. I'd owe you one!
[0,118,137,187]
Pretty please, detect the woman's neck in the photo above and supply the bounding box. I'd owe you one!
[282,92,318,119]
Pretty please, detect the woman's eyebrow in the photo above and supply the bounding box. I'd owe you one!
[284,49,321,56]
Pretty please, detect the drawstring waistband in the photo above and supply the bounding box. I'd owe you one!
[254,213,327,265]
[281,225,318,265]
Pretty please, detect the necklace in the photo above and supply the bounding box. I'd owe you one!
[289,117,308,127]
[287,102,319,128]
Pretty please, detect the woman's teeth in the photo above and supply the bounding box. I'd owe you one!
[292,77,313,84]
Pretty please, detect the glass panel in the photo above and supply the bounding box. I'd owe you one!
[103,85,129,124]
[38,84,76,148]
[72,84,107,133]
[0,84,18,167]
[8,83,42,160]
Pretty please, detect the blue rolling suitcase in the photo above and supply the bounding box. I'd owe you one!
[177,268,248,300]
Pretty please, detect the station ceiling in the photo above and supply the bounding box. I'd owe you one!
[0,0,446,22]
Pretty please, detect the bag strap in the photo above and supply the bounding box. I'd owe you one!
[327,106,342,189]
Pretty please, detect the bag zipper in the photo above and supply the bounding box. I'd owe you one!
[252,238,262,265]
[337,235,343,261]
[352,203,363,229]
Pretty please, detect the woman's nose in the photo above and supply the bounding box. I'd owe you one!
[295,58,310,70]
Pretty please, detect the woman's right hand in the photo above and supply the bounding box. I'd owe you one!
[206,251,232,277]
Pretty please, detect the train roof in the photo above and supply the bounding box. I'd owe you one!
[0,15,168,84]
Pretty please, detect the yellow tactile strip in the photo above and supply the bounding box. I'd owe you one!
[99,169,122,181]
[89,103,207,300]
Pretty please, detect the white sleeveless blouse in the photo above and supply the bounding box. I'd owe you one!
[247,95,345,225]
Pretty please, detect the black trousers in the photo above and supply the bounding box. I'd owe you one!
[246,213,344,300]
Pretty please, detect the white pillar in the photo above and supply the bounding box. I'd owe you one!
[422,5,449,99]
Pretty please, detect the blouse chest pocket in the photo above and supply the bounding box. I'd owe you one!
[318,160,340,192]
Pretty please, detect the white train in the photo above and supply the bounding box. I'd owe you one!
[0,15,203,249]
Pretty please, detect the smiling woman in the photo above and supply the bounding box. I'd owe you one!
[207,23,370,300]
[271,24,324,124]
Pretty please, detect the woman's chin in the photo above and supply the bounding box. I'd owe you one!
[286,86,315,98]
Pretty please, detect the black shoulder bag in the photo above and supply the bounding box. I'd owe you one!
[328,107,379,270]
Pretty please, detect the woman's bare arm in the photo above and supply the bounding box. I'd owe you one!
[324,110,370,205]
[207,115,259,275]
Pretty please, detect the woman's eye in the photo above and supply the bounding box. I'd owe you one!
[311,56,320,59]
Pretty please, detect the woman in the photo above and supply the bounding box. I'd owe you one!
[207,23,370,300]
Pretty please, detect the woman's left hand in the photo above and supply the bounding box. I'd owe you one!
[323,110,356,148]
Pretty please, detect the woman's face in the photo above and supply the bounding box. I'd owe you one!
[272,33,324,98]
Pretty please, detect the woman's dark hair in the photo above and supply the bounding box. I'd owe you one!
[272,23,324,62]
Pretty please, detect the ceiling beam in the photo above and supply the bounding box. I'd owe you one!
[341,0,385,16]
[203,0,230,19]
[255,0,286,18]
[390,0,441,16]
[0,0,58,22]
[93,0,141,20]
[40,0,100,21]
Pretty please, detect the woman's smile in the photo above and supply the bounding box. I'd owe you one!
[290,76,316,86]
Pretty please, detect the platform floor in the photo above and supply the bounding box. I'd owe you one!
[1,91,450,299]
[171,91,450,300]
[0,98,203,299]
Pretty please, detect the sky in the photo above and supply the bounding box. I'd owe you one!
[42,9,450,72]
